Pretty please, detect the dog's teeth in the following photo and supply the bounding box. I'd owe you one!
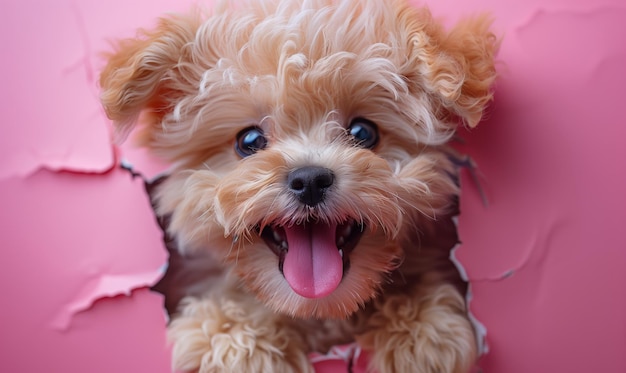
[339,249,344,258]
[281,240,288,250]
[273,230,282,242]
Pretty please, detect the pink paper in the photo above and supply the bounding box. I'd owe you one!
[451,4,626,372]
[0,168,169,371]
[1,0,624,372]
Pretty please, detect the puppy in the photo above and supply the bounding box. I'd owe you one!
[100,0,497,372]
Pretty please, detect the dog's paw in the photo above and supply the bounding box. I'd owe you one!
[168,296,313,373]
[359,284,477,373]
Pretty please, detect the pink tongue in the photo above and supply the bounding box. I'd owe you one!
[282,223,343,299]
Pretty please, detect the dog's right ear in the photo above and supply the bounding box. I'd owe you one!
[100,14,201,142]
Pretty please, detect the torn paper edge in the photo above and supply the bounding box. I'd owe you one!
[51,270,165,331]
[450,218,489,357]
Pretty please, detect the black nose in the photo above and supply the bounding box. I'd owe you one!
[288,166,335,207]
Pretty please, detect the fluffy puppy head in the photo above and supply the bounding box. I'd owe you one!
[100,0,497,319]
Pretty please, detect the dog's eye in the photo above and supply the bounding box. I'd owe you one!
[348,118,379,149]
[235,126,267,157]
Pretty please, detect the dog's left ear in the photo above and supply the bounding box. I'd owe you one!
[401,8,498,128]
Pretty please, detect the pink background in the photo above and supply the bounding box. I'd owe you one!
[1,0,625,372]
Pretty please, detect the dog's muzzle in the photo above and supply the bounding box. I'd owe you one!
[256,166,365,298]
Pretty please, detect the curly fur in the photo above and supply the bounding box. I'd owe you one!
[100,0,497,372]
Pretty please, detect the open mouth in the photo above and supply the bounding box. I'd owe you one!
[260,220,364,299]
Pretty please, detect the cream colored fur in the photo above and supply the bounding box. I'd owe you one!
[100,0,497,372]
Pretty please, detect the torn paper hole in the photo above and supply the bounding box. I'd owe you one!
[126,151,485,371]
